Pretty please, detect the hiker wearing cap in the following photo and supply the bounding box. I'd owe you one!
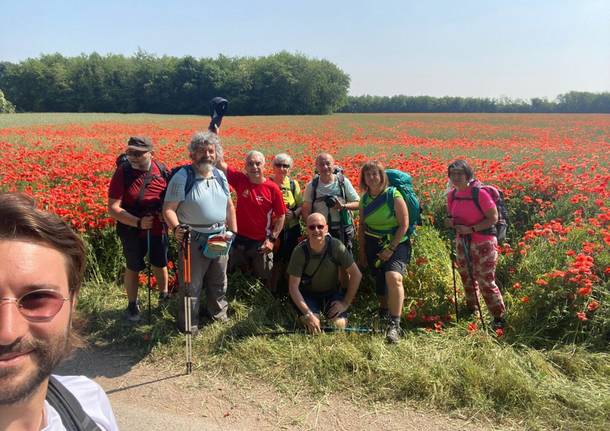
[217,150,286,286]
[301,153,360,254]
[163,131,236,331]
[358,161,410,344]
[269,152,303,294]
[445,160,506,329]
[287,213,362,334]
[108,136,170,322]
[0,193,119,430]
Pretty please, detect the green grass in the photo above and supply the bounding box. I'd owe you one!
[77,276,610,431]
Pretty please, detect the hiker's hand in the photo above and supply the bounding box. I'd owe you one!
[305,313,321,334]
[378,247,393,262]
[259,239,274,254]
[328,300,348,319]
[174,225,187,242]
[334,200,345,211]
[454,224,472,235]
[139,215,154,230]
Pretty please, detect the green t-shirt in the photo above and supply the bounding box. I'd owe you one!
[361,188,407,242]
[287,236,354,294]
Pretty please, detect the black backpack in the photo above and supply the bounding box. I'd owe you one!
[167,164,229,197]
[311,167,345,204]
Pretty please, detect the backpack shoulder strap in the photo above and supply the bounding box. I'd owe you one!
[336,172,346,199]
[46,376,103,431]
[311,175,320,203]
[213,168,230,196]
[471,187,484,215]
[183,165,197,196]
[290,179,296,197]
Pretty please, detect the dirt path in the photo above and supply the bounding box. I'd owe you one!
[57,347,497,431]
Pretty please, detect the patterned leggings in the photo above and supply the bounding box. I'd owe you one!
[455,237,505,318]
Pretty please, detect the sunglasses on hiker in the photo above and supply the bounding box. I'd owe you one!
[126,150,148,158]
[307,224,326,231]
[1,289,71,322]
[274,163,290,169]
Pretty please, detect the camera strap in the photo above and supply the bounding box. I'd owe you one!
[302,236,332,279]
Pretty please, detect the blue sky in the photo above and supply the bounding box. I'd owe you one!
[1,0,608,99]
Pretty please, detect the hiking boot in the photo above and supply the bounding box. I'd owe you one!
[492,316,506,330]
[125,302,140,323]
[385,320,401,344]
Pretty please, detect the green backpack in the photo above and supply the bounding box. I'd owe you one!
[363,169,422,236]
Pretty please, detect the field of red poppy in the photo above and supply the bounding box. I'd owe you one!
[1,112,609,346]
[2,112,609,430]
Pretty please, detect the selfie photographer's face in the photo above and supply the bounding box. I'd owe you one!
[0,240,73,405]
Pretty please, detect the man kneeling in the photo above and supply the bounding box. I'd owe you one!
[287,213,361,333]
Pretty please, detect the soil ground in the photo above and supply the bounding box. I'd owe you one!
[57,346,499,431]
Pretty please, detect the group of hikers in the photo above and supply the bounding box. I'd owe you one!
[106,129,507,344]
[0,130,507,430]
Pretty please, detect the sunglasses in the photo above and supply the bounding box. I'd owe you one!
[126,150,148,158]
[1,289,71,322]
[275,163,290,169]
[307,224,326,231]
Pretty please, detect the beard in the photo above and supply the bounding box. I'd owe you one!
[0,330,70,405]
[195,159,214,175]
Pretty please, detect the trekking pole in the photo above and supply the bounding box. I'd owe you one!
[182,227,193,374]
[450,240,459,323]
[461,236,486,330]
[147,229,152,325]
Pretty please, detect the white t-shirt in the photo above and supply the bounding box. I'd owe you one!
[43,375,119,431]
[303,175,359,226]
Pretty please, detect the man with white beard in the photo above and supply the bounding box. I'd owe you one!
[163,131,236,333]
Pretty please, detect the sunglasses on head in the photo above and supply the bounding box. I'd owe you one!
[1,289,70,322]
[307,224,326,231]
[275,163,290,169]
[126,150,148,158]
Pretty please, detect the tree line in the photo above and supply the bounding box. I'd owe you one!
[0,51,350,115]
[0,51,608,114]
[340,92,610,114]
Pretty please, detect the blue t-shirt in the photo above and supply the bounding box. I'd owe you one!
[164,167,229,233]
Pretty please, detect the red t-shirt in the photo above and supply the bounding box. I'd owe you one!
[108,162,167,235]
[447,186,495,243]
[227,166,286,241]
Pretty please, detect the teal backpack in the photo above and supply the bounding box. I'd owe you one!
[363,169,422,236]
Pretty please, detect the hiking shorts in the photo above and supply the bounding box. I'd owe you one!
[117,224,168,272]
[297,289,348,319]
[364,235,411,296]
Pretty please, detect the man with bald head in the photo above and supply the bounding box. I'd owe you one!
[287,213,362,333]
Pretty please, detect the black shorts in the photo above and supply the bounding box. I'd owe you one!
[117,223,168,272]
[364,235,411,296]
